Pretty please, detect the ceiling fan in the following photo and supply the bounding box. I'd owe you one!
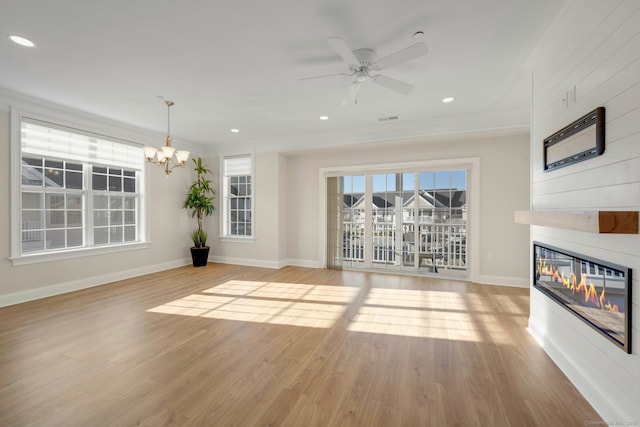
[301,37,428,104]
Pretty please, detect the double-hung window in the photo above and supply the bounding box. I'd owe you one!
[223,155,253,237]
[12,114,146,263]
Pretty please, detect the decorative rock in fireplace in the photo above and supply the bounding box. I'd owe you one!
[533,242,632,353]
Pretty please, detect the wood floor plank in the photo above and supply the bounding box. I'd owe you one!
[0,264,603,426]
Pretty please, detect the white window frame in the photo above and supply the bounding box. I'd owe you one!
[318,158,480,282]
[221,154,254,240]
[10,108,149,266]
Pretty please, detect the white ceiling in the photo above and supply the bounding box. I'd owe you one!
[0,0,563,151]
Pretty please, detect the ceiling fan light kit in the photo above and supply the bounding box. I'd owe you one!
[302,36,429,105]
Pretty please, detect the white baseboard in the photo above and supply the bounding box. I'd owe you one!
[527,321,626,423]
[209,255,281,269]
[0,258,191,308]
[280,258,322,268]
[474,274,529,288]
[209,256,320,269]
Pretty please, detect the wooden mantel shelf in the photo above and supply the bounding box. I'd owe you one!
[514,210,638,234]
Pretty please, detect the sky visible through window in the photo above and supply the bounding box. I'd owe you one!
[343,170,466,193]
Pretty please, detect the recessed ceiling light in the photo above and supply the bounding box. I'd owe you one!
[230,128,240,133]
[413,31,424,41]
[9,35,35,47]
[442,97,455,103]
[319,116,329,121]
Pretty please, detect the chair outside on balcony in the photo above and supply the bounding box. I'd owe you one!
[402,232,439,273]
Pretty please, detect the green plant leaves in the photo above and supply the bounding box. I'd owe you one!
[183,157,215,246]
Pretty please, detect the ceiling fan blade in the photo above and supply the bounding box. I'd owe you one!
[372,75,414,94]
[327,37,360,66]
[299,72,351,82]
[341,82,361,106]
[373,42,428,70]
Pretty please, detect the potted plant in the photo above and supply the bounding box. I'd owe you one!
[183,157,215,267]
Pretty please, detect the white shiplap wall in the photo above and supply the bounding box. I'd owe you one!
[528,0,640,422]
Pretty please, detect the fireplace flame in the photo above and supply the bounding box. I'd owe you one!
[537,259,618,312]
[604,301,619,312]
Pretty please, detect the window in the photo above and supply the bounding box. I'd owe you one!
[21,158,85,253]
[223,155,253,237]
[91,167,138,245]
[336,169,468,279]
[12,115,145,263]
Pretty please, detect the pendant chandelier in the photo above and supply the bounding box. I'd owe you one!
[143,99,190,175]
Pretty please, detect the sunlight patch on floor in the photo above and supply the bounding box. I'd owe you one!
[203,280,358,303]
[363,287,469,310]
[347,305,481,341]
[148,279,488,340]
[200,299,346,327]
[148,294,236,317]
[148,280,358,328]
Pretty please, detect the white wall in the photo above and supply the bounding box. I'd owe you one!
[284,129,531,285]
[210,151,285,268]
[527,0,640,421]
[0,93,205,306]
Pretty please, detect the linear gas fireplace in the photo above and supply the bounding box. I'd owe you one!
[534,242,632,353]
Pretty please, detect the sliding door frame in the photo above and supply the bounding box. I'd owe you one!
[318,158,480,282]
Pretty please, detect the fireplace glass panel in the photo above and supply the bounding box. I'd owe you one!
[533,242,631,353]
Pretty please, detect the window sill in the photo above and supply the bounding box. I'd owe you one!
[10,242,151,266]
[218,236,256,243]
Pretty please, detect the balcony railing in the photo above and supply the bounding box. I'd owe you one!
[342,208,467,272]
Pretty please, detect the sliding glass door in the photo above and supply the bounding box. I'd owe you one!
[334,169,467,278]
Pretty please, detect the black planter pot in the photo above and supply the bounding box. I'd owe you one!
[190,246,210,267]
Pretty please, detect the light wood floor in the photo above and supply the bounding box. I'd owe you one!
[0,264,601,426]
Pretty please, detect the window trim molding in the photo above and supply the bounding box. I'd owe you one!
[218,236,256,243]
[221,153,255,239]
[10,109,22,259]
[10,107,149,265]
